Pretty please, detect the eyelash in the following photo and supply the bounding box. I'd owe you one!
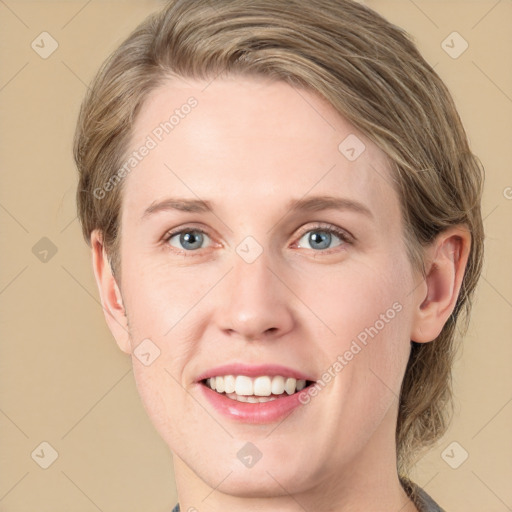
[161,223,353,256]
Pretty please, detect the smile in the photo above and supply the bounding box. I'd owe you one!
[202,375,314,403]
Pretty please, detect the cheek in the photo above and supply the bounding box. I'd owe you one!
[309,253,412,387]
[131,362,181,443]
[122,255,218,337]
[306,252,410,337]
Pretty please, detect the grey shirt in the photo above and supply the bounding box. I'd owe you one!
[170,480,446,511]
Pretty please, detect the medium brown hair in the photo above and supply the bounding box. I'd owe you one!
[73,0,485,475]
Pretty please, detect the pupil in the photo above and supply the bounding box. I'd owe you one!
[181,231,203,250]
[310,231,331,250]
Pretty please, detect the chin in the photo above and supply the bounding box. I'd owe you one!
[203,462,317,499]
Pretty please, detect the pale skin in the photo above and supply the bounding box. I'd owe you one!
[90,75,470,512]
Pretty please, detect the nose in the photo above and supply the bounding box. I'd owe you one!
[213,249,295,341]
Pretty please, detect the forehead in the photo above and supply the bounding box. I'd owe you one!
[121,76,398,223]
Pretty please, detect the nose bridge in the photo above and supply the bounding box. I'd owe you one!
[215,241,294,339]
[232,245,272,299]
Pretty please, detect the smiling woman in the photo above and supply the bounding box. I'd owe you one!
[73,1,484,511]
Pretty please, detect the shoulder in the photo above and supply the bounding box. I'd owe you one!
[401,477,447,512]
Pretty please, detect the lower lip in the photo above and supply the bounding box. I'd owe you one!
[198,382,311,424]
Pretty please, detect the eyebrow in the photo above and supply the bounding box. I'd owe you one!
[142,198,212,220]
[286,195,373,219]
[140,195,373,221]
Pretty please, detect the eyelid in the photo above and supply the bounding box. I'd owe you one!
[294,222,354,244]
[163,222,211,239]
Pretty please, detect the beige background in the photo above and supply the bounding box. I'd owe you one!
[0,1,511,511]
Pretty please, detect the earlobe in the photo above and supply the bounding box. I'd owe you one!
[90,229,132,354]
[411,226,471,343]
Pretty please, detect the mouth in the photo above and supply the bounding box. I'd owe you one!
[195,364,318,423]
[200,375,316,403]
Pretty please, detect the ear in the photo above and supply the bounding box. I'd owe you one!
[410,225,471,343]
[90,229,132,354]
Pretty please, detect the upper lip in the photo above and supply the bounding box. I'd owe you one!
[195,363,315,383]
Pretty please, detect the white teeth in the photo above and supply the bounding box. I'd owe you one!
[235,375,253,396]
[205,375,309,397]
[253,376,272,396]
[224,392,278,403]
[271,375,285,394]
[215,376,225,393]
[296,379,306,391]
[284,377,297,395]
[223,375,236,393]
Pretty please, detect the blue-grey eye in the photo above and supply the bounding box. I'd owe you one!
[297,229,344,251]
[168,230,210,251]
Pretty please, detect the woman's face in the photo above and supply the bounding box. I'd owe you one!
[114,76,420,496]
